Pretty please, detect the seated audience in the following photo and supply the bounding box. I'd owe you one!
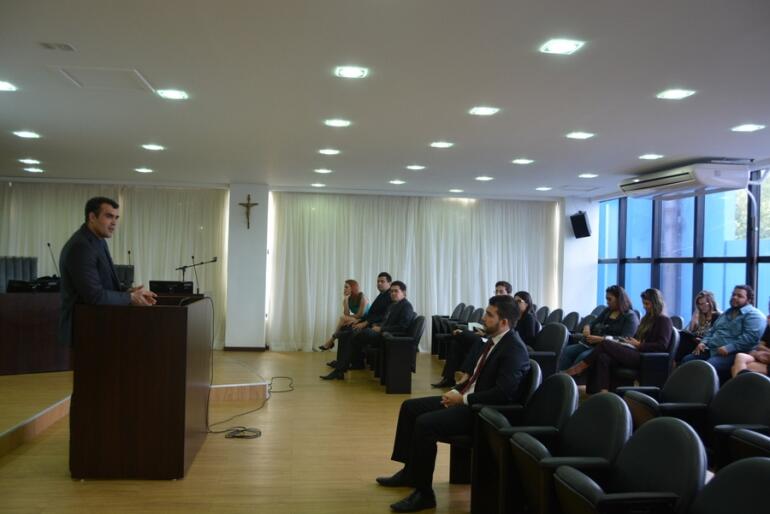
[321,280,414,380]
[430,281,512,388]
[318,279,369,351]
[565,288,672,394]
[675,290,721,363]
[682,285,766,381]
[559,285,638,372]
[513,290,538,347]
[731,300,770,377]
[375,295,530,512]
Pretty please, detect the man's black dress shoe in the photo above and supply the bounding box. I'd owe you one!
[430,378,455,388]
[320,370,344,380]
[326,360,337,368]
[390,489,436,512]
[376,468,409,487]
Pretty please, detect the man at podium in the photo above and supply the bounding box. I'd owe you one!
[59,196,156,345]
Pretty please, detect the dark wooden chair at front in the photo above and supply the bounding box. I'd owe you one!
[378,316,426,394]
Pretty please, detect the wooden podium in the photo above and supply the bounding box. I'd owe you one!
[70,296,212,479]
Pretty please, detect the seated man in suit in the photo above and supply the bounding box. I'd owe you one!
[59,196,157,345]
[376,295,530,512]
[431,280,512,388]
[321,280,415,380]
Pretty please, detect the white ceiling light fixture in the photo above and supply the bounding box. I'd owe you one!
[656,89,696,100]
[539,38,585,55]
[156,89,189,100]
[565,131,594,140]
[639,153,664,160]
[318,148,340,155]
[311,183,326,188]
[449,188,464,193]
[324,118,351,127]
[731,123,765,133]
[535,186,553,191]
[314,168,333,174]
[406,165,426,171]
[0,81,18,91]
[389,179,406,185]
[24,167,44,173]
[18,158,40,165]
[134,167,153,173]
[334,66,369,79]
[578,173,599,179]
[475,175,494,181]
[13,130,41,139]
[142,143,165,151]
[469,106,500,116]
[512,158,534,165]
[430,141,454,149]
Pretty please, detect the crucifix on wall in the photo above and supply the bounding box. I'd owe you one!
[238,194,259,229]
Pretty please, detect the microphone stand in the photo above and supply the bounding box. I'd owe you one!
[175,257,218,291]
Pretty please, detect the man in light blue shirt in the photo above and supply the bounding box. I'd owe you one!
[683,285,766,381]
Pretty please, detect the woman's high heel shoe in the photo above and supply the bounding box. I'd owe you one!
[318,340,335,351]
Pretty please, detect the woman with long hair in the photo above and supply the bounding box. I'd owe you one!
[318,279,368,351]
[513,291,538,347]
[677,290,721,363]
[565,288,673,394]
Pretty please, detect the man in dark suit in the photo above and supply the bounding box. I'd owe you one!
[376,295,530,512]
[321,280,415,380]
[59,196,157,345]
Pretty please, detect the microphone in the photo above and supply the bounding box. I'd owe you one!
[47,242,60,277]
[191,255,200,295]
[127,249,132,266]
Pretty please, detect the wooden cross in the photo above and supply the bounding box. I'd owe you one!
[238,194,259,229]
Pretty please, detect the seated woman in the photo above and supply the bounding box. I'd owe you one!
[318,279,368,351]
[676,290,721,363]
[513,291,538,348]
[564,288,672,394]
[559,285,638,372]
[731,308,770,377]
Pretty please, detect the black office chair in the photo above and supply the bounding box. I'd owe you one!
[473,373,578,514]
[545,308,564,324]
[528,322,569,378]
[671,315,685,330]
[576,314,596,333]
[536,306,550,325]
[611,327,680,390]
[554,417,706,514]
[590,305,606,317]
[431,303,465,354]
[378,316,425,394]
[436,305,474,359]
[618,359,719,436]
[561,311,580,332]
[511,392,632,514]
[727,428,770,464]
[687,457,770,514]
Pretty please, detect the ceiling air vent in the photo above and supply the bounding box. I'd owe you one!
[40,42,76,51]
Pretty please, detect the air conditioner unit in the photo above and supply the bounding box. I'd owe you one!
[619,162,749,199]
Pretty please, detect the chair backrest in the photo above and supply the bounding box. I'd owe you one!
[671,315,685,330]
[468,308,484,323]
[665,328,681,374]
[577,315,596,332]
[611,417,706,513]
[536,306,549,324]
[709,371,770,428]
[560,392,632,460]
[689,458,770,514]
[0,256,38,293]
[407,316,426,344]
[523,373,578,430]
[561,311,579,331]
[518,359,543,405]
[450,303,466,320]
[590,305,606,317]
[459,305,474,323]
[531,322,569,355]
[545,308,564,324]
[661,360,719,405]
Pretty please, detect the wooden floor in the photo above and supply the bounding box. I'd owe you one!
[0,350,469,514]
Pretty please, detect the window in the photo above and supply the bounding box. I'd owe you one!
[704,190,747,257]
[660,197,694,258]
[703,263,746,311]
[599,200,619,259]
[597,263,618,306]
[625,263,651,308]
[625,198,652,259]
[659,263,693,319]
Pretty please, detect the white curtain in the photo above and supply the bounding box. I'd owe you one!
[267,192,560,351]
[0,182,229,342]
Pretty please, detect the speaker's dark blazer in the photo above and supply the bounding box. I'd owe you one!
[58,224,130,345]
[455,330,531,406]
[380,298,416,334]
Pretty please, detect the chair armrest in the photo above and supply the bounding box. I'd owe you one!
[540,456,612,472]
[501,426,560,449]
[638,353,673,387]
[510,431,552,461]
[383,335,414,344]
[554,465,604,506]
[614,386,661,400]
[729,428,770,459]
[714,424,770,437]
[596,492,679,513]
[658,402,708,415]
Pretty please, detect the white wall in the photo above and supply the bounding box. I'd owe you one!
[559,197,600,316]
[225,184,269,348]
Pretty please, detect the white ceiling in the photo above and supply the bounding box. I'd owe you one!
[1,0,769,200]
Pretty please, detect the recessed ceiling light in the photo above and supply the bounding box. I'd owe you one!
[430,141,454,149]
[512,158,534,165]
[449,189,464,193]
[324,118,351,128]
[535,186,552,191]
[311,183,326,188]
[318,148,340,155]
[565,131,594,140]
[142,143,165,151]
[469,106,500,116]
[731,123,765,133]
[156,89,189,100]
[639,153,664,160]
[539,38,585,55]
[334,66,369,79]
[18,158,40,165]
[578,173,599,179]
[406,165,426,171]
[13,130,40,139]
[0,81,18,91]
[475,176,494,182]
[656,89,695,100]
[389,179,406,185]
[633,179,641,183]
[134,167,153,173]
[314,168,333,174]
[24,167,44,173]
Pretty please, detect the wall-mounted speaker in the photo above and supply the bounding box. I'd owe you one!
[570,211,591,238]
